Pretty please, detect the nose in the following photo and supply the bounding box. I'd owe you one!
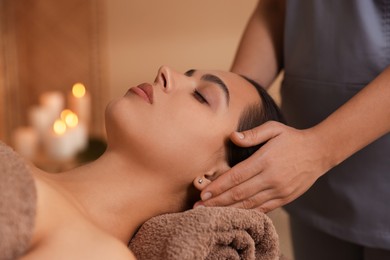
[155,66,167,90]
[155,65,191,94]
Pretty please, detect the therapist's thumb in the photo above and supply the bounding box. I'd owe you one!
[230,121,284,147]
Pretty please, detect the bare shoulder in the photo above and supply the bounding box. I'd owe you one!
[22,226,137,260]
[22,203,136,259]
[22,171,137,260]
[85,231,137,260]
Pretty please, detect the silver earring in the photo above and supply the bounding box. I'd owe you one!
[198,178,203,184]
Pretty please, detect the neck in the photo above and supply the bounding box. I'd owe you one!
[42,149,186,244]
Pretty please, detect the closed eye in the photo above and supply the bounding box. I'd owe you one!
[193,89,208,104]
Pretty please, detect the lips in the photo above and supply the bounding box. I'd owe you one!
[129,83,154,104]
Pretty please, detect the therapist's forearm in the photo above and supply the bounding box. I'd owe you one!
[312,67,390,169]
[231,0,285,88]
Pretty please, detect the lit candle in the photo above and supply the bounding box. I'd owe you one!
[62,110,88,152]
[40,91,64,122]
[29,106,54,142]
[68,83,91,129]
[44,119,74,161]
[12,127,39,160]
[60,109,74,124]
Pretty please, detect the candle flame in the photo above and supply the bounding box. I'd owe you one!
[60,109,73,121]
[64,112,78,128]
[72,83,86,98]
[53,119,67,135]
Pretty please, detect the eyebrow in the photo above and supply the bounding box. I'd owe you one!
[185,69,230,105]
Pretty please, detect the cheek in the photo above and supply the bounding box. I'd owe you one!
[105,97,230,182]
[140,115,226,184]
[145,109,226,173]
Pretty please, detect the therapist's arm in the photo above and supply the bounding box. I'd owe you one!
[231,0,285,88]
[198,66,390,212]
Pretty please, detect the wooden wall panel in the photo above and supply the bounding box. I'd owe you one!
[0,0,22,144]
[0,0,107,143]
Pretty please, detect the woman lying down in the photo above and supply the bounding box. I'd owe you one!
[1,66,284,259]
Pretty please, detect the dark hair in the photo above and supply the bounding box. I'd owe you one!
[227,76,285,167]
[183,76,285,211]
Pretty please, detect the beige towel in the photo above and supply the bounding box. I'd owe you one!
[0,142,37,260]
[129,207,280,260]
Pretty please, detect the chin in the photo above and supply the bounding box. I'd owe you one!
[104,98,131,149]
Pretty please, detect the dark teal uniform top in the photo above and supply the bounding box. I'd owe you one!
[281,0,390,249]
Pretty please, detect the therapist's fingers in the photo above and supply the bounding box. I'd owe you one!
[228,188,274,209]
[251,184,307,213]
[200,148,265,203]
[199,168,269,207]
[199,121,285,202]
[254,199,285,213]
[229,183,298,212]
[230,197,283,213]
[230,121,285,147]
[197,123,330,212]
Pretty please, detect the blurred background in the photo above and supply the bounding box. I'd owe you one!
[0,0,291,258]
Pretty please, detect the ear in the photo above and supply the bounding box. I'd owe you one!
[193,172,213,191]
[192,163,231,191]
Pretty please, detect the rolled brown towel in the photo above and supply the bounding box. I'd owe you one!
[129,207,280,260]
[0,142,37,260]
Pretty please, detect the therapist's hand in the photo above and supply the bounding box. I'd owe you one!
[196,121,332,213]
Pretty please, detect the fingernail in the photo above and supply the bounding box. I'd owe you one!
[236,132,244,139]
[201,192,212,201]
[194,204,205,209]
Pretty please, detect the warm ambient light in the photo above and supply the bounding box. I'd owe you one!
[64,112,78,128]
[60,109,73,121]
[53,119,67,135]
[72,83,86,98]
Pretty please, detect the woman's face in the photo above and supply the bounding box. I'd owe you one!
[105,66,260,186]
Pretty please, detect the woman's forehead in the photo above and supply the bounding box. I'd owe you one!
[210,70,260,103]
[196,70,258,94]
[190,69,261,115]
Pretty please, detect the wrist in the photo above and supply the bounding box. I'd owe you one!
[305,125,340,175]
